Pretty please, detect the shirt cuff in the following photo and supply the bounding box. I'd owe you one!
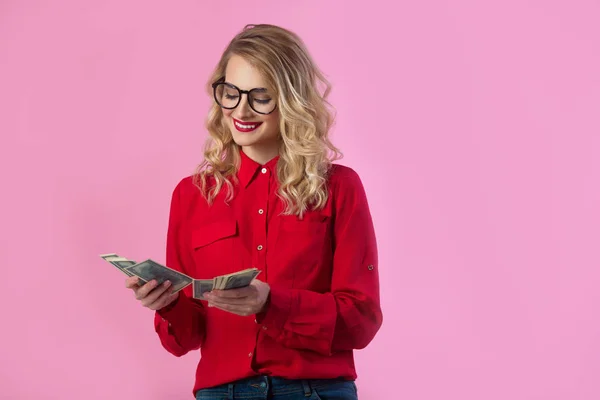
[156,291,193,325]
[255,285,292,335]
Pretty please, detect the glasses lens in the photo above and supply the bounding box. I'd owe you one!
[214,83,239,109]
[249,90,276,114]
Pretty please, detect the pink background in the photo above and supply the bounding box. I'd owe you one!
[1,1,599,399]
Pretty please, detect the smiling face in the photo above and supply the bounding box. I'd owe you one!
[220,54,281,164]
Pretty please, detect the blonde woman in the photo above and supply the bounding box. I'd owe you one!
[126,24,383,400]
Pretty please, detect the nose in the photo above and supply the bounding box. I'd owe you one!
[234,93,254,119]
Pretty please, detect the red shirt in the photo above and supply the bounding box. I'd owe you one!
[154,150,383,395]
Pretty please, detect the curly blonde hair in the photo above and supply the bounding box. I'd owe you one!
[193,24,342,216]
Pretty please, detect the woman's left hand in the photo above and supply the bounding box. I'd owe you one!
[204,279,270,316]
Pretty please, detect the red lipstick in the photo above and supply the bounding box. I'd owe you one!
[233,118,263,133]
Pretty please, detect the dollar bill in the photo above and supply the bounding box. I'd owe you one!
[99,253,147,284]
[100,253,119,259]
[102,253,261,299]
[125,259,193,293]
[191,268,261,300]
[220,268,261,290]
[192,279,214,300]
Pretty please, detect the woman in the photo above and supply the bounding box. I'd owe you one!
[125,23,383,400]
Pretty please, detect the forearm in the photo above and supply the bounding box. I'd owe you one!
[256,285,382,355]
[154,292,206,356]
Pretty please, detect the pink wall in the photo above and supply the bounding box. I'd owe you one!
[1,1,599,399]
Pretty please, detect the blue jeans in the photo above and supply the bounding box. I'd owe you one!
[195,375,358,400]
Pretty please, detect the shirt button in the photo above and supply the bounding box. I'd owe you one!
[258,209,264,215]
[367,264,374,270]
[262,325,267,330]
[261,168,267,174]
[257,245,263,251]
[248,352,253,358]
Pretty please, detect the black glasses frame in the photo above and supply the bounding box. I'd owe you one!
[211,78,277,115]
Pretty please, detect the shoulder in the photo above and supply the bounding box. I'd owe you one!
[172,174,194,194]
[326,163,371,209]
[325,163,374,215]
[170,174,203,203]
[327,163,365,192]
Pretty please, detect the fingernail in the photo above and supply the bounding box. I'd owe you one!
[164,281,171,287]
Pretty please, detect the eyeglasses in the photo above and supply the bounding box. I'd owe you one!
[211,78,277,115]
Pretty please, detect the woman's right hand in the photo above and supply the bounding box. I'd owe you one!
[125,276,179,311]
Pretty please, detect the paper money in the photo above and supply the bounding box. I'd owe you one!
[192,279,214,300]
[219,268,261,290]
[99,253,147,284]
[125,259,193,293]
[102,253,261,300]
[192,268,261,300]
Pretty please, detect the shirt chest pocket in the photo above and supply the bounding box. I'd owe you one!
[191,216,242,278]
[273,214,332,284]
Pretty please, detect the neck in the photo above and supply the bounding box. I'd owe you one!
[241,143,280,165]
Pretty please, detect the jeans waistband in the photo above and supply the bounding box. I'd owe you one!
[201,375,352,398]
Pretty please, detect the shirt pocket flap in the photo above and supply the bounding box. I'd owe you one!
[278,213,330,232]
[279,215,330,239]
[191,217,238,249]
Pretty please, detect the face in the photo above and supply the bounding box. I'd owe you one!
[219,54,280,162]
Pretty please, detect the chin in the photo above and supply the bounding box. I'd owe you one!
[231,130,259,147]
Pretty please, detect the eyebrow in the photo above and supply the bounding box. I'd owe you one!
[224,79,269,92]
